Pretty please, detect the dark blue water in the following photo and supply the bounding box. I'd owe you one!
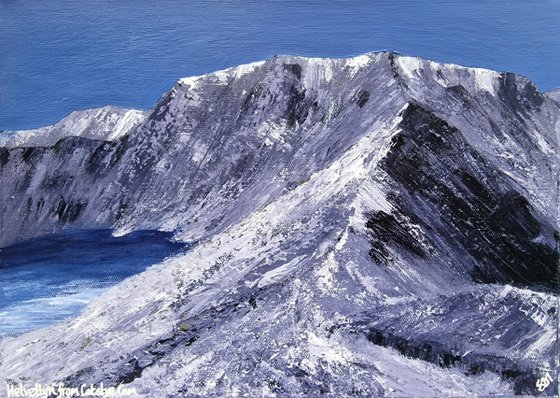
[1,0,559,131]
[0,229,185,336]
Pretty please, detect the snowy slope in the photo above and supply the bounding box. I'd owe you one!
[0,106,146,148]
[1,52,558,397]
[547,88,560,103]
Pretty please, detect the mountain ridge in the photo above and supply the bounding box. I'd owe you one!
[1,52,558,397]
[2,52,557,247]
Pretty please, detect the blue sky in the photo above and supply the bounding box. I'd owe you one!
[1,0,559,130]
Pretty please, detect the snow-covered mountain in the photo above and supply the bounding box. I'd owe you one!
[1,52,558,397]
[0,106,146,148]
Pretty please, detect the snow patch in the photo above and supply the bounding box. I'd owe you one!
[345,54,373,77]
[396,56,423,79]
[472,68,499,94]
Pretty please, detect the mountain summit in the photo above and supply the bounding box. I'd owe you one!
[1,52,558,397]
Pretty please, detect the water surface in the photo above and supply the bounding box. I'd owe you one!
[0,229,185,336]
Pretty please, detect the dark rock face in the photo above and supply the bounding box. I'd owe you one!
[54,197,86,222]
[498,73,545,114]
[355,90,370,108]
[285,85,310,127]
[376,103,558,291]
[86,136,129,176]
[285,63,302,79]
[0,147,8,166]
[365,326,536,395]
[1,136,118,245]
[366,209,426,264]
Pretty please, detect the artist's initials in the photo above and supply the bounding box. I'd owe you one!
[536,371,553,392]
